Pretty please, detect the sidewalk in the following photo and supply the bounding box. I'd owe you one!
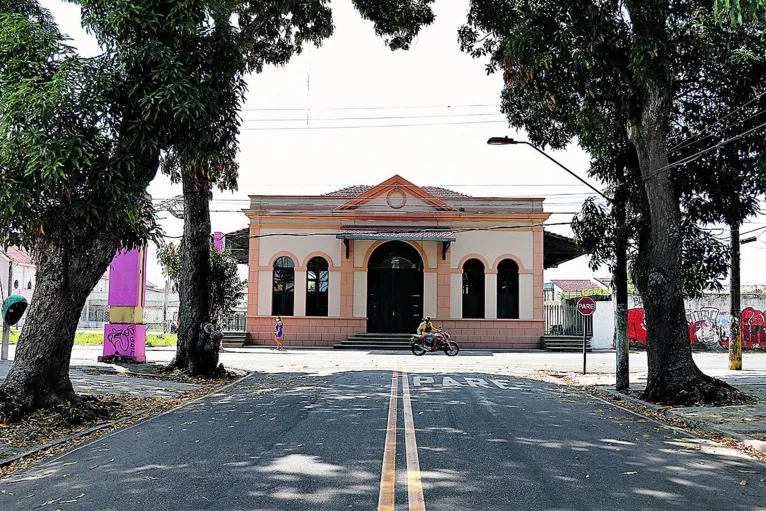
[543,352,766,454]
[0,358,199,399]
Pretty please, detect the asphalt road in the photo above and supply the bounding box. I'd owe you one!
[1,369,765,510]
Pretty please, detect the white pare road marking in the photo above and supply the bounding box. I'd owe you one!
[412,376,520,389]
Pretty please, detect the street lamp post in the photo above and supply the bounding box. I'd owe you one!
[487,136,631,391]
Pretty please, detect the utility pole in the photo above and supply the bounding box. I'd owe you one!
[729,222,742,370]
[2,252,12,360]
[614,171,630,390]
[163,278,170,333]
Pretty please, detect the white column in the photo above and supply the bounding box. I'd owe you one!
[450,273,462,319]
[328,271,341,317]
[424,273,437,318]
[294,270,307,316]
[353,271,367,318]
[485,273,497,319]
[257,270,272,316]
[519,274,534,320]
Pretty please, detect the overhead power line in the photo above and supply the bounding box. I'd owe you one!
[641,119,766,183]
[240,103,500,112]
[158,220,574,241]
[242,112,505,122]
[149,191,600,203]
[240,120,507,131]
[669,89,766,153]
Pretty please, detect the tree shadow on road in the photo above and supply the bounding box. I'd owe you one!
[1,370,764,511]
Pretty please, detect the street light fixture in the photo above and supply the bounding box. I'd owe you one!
[488,135,630,391]
[487,137,610,201]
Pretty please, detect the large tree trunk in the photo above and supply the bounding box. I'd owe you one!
[171,172,222,376]
[629,81,735,405]
[0,238,117,421]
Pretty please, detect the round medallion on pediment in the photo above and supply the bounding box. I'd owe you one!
[386,187,407,209]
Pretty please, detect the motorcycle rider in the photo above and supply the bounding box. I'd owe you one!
[417,316,438,350]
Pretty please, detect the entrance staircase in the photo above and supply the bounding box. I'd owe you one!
[334,333,412,350]
[221,331,249,349]
[542,335,592,351]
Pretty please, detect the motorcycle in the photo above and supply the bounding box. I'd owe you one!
[411,329,460,357]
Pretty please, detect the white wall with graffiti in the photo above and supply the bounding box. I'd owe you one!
[591,293,766,350]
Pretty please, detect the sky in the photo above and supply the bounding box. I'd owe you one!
[42,0,766,289]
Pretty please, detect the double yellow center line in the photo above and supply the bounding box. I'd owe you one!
[378,369,425,511]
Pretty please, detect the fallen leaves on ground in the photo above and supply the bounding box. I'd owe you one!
[82,363,247,385]
[0,383,230,477]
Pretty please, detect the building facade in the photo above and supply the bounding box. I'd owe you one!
[228,175,579,349]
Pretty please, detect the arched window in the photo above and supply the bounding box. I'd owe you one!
[497,259,520,319]
[272,256,295,316]
[26,280,32,290]
[306,257,329,317]
[462,258,485,319]
[13,280,18,290]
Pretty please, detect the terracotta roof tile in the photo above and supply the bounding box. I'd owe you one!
[550,279,601,293]
[6,247,33,266]
[595,277,612,288]
[323,185,469,198]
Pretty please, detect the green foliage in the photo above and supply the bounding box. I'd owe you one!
[715,0,766,22]
[459,0,766,298]
[157,242,245,323]
[0,5,158,256]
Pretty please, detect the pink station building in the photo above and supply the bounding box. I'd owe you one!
[223,175,580,349]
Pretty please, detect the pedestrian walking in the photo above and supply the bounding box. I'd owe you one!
[274,316,285,351]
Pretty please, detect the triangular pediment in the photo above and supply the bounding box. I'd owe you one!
[335,175,455,212]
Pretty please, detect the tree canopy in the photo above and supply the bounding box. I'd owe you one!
[459,0,763,404]
[459,0,766,297]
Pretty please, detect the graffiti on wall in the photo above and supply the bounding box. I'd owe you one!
[628,307,765,349]
[106,325,136,355]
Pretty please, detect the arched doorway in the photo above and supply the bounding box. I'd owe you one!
[367,241,424,334]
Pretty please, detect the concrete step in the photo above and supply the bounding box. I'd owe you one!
[223,331,249,347]
[543,336,592,351]
[345,337,413,343]
[353,333,413,338]
[338,339,410,346]
[333,343,410,350]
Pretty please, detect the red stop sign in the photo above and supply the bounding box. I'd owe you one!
[577,297,596,316]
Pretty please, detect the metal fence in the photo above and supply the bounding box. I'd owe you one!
[222,312,246,332]
[544,304,593,336]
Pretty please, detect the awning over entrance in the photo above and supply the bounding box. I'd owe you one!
[222,227,249,265]
[336,228,456,243]
[543,231,583,269]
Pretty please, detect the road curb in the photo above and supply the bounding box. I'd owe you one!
[592,386,766,453]
[0,408,149,468]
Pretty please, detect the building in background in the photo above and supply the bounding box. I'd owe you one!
[548,279,610,302]
[0,247,36,327]
[224,175,581,348]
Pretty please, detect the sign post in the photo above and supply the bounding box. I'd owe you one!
[577,297,596,374]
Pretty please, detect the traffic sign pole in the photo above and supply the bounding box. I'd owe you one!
[583,314,587,374]
[576,297,596,375]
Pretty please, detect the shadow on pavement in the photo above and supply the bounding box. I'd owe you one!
[0,370,763,510]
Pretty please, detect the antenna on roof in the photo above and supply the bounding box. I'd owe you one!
[306,61,311,125]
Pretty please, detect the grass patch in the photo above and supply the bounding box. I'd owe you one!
[2,329,176,347]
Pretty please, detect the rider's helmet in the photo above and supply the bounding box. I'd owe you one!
[425,316,431,321]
